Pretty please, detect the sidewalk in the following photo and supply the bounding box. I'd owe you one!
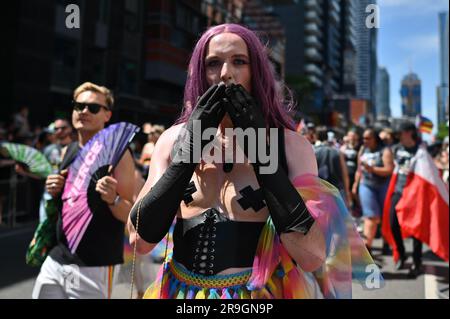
[0,221,40,292]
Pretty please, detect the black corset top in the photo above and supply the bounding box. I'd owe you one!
[172,208,265,276]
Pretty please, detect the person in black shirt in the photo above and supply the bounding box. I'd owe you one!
[390,122,422,278]
[314,127,352,208]
[341,129,361,188]
[32,82,136,299]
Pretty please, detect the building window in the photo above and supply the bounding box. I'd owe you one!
[125,0,139,13]
[119,60,138,95]
[56,0,75,6]
[170,29,188,50]
[125,0,140,33]
[97,0,110,24]
[90,49,106,85]
[192,16,200,35]
[51,37,77,89]
[175,3,200,34]
[125,12,139,33]
[175,4,188,30]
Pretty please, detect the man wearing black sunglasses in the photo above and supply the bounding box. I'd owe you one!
[71,92,112,139]
[72,101,110,114]
[33,82,136,299]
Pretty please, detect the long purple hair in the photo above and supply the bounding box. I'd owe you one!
[176,23,295,130]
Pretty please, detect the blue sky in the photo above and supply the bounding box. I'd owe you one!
[378,0,448,133]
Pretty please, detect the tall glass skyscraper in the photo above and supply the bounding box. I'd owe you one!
[342,0,357,95]
[355,0,378,119]
[437,11,449,126]
[376,67,390,118]
[272,0,360,120]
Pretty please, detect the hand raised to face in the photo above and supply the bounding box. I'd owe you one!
[175,84,228,163]
[223,84,266,131]
[189,83,227,130]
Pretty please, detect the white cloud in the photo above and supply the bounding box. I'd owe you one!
[398,34,439,56]
[379,0,412,7]
[379,0,448,18]
[379,0,448,11]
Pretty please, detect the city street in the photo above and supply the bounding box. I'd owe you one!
[1,0,448,304]
[0,222,447,299]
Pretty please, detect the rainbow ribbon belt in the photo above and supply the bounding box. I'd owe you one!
[169,259,252,289]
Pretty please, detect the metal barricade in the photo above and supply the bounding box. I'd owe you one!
[0,166,32,228]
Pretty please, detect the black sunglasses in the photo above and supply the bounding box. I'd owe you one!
[72,101,109,114]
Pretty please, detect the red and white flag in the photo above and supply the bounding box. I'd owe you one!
[382,146,449,262]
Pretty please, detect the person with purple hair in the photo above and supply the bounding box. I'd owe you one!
[127,24,380,299]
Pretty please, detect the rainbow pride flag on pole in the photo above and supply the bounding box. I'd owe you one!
[416,115,433,134]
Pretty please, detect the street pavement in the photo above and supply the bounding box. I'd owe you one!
[0,222,448,299]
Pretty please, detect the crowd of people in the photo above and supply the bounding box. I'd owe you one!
[301,122,449,278]
[0,108,75,225]
[0,23,448,299]
[0,106,167,226]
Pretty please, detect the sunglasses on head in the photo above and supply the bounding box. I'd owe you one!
[72,101,109,114]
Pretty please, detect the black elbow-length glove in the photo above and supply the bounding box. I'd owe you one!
[224,84,314,235]
[130,84,226,243]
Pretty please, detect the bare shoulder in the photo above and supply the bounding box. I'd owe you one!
[152,123,185,158]
[141,123,186,186]
[284,129,313,150]
[383,146,393,156]
[159,123,184,141]
[283,128,318,178]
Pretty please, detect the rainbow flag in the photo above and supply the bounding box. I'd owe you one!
[416,115,433,134]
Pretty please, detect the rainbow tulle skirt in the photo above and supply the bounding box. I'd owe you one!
[144,259,253,299]
[143,258,326,299]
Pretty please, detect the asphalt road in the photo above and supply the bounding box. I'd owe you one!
[0,223,447,299]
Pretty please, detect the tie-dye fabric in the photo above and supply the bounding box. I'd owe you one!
[143,174,383,299]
